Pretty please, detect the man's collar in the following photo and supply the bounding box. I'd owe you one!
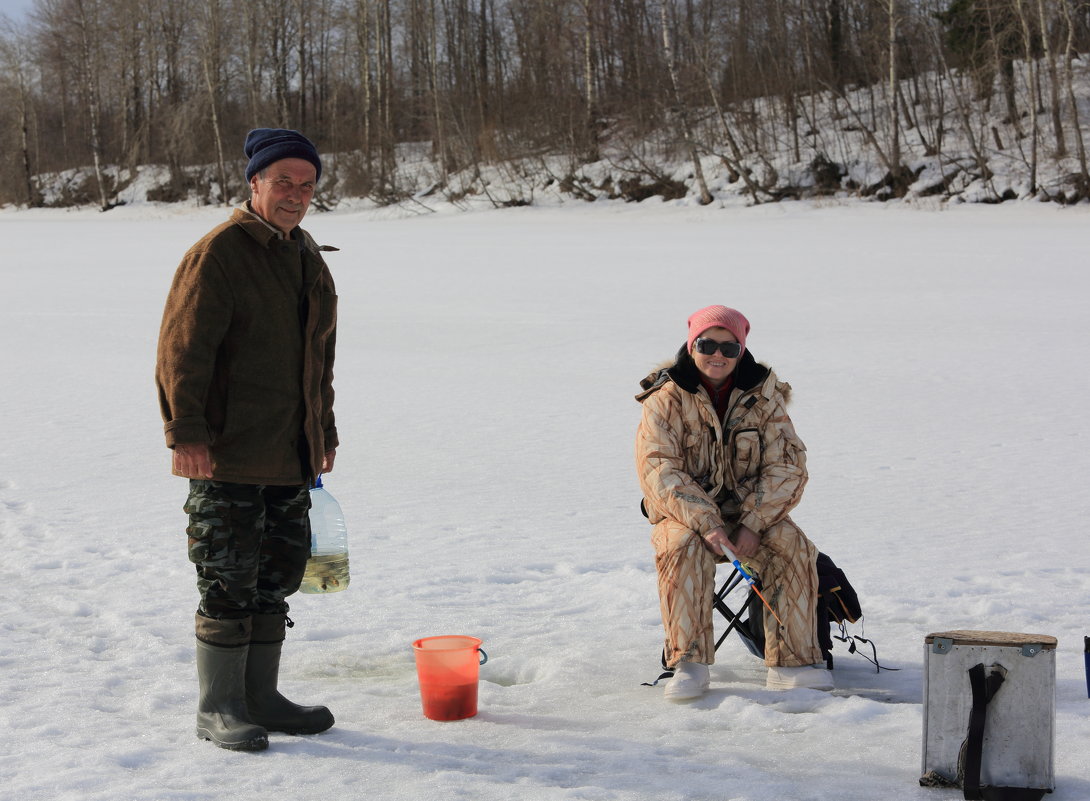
[240,200,288,240]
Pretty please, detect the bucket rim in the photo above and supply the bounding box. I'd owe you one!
[412,635,483,651]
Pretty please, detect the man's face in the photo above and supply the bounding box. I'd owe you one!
[249,157,317,235]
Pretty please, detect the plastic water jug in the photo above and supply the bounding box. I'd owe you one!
[300,475,349,594]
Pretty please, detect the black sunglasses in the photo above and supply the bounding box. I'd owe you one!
[693,338,742,358]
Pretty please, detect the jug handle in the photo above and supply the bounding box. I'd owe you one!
[478,648,488,666]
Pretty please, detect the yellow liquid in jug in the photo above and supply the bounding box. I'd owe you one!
[300,553,350,594]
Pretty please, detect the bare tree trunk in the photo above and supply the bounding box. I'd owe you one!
[0,21,37,205]
[380,0,395,181]
[429,0,448,177]
[1015,0,1039,193]
[119,0,145,172]
[888,0,901,181]
[356,0,374,180]
[74,0,110,210]
[296,0,309,128]
[1036,0,1066,156]
[475,0,493,162]
[827,0,845,90]
[272,6,291,124]
[200,0,230,205]
[582,0,600,162]
[986,1,1023,135]
[659,0,712,204]
[19,82,35,204]
[1060,0,1089,185]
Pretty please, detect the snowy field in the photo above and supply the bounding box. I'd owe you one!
[2,197,1089,800]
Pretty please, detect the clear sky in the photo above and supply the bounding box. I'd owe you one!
[0,0,34,27]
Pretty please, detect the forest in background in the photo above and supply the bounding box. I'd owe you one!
[4,0,1090,210]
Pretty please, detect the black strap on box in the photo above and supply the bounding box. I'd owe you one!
[964,662,1047,801]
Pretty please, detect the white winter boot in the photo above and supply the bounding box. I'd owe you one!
[765,664,835,691]
[664,661,711,701]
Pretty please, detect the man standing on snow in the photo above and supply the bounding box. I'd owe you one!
[156,128,339,751]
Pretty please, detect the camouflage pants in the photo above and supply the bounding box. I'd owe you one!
[651,516,823,669]
[184,480,311,621]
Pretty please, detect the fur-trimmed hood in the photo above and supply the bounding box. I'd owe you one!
[636,344,790,405]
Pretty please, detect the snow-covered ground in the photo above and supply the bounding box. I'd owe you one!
[2,198,1089,800]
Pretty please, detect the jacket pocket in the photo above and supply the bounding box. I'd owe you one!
[184,484,238,567]
[731,428,762,479]
[683,426,715,485]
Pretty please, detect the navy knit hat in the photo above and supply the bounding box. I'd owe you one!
[244,128,322,182]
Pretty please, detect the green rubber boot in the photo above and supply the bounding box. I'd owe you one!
[246,614,334,735]
[195,639,269,751]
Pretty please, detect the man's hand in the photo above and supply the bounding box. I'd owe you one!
[173,442,213,479]
[322,449,336,473]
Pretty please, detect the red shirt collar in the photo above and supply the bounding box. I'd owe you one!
[699,374,735,420]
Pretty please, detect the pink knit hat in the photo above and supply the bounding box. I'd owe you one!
[687,305,750,354]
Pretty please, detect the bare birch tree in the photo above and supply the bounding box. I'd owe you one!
[0,17,39,205]
[888,0,903,182]
[200,0,231,204]
[73,0,111,210]
[658,0,711,204]
[1060,0,1089,186]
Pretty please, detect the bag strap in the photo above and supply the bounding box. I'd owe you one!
[964,663,1003,799]
[832,620,899,673]
[964,663,1046,801]
[640,648,675,687]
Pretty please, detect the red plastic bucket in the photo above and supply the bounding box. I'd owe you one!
[411,635,488,721]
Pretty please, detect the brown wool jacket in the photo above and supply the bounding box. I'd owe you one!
[635,347,807,538]
[156,207,339,486]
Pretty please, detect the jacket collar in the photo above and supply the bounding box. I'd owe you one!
[639,344,768,398]
[232,205,289,247]
[230,205,330,260]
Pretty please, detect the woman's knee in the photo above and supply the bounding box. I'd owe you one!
[759,518,816,560]
[652,523,717,578]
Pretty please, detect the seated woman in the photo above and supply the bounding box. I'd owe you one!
[635,305,832,700]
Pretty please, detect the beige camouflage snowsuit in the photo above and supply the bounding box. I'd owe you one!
[635,348,823,669]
